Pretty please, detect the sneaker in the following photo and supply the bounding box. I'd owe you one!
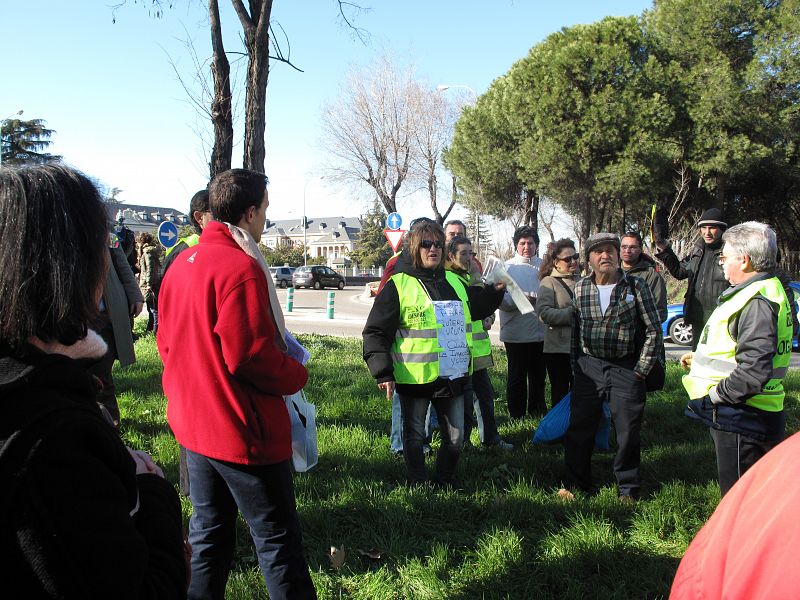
[494,439,514,450]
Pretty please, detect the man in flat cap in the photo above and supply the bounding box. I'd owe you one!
[561,233,663,502]
[654,208,729,349]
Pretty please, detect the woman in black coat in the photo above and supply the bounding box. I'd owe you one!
[0,164,187,598]
[362,219,505,486]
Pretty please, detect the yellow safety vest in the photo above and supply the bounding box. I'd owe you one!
[165,233,200,256]
[683,277,792,411]
[390,271,473,384]
[452,271,493,371]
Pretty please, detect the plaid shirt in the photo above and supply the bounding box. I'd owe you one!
[571,270,663,377]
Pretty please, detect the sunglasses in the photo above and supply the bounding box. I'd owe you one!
[558,254,580,263]
[421,240,444,250]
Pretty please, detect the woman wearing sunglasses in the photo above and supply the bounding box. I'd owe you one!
[363,219,505,487]
[536,239,581,408]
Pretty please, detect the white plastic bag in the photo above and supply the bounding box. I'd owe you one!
[482,256,535,315]
[285,390,318,472]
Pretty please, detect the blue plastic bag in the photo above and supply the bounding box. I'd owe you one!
[531,392,612,450]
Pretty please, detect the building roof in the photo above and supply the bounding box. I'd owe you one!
[263,216,362,239]
[106,202,191,230]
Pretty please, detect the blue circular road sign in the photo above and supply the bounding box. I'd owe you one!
[158,221,180,249]
[386,212,403,230]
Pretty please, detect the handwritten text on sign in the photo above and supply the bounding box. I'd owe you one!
[433,300,469,379]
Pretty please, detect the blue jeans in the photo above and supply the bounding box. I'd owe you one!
[392,390,434,452]
[185,450,316,600]
[467,368,501,445]
[399,393,464,485]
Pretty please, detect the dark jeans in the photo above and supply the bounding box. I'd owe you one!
[399,393,464,485]
[504,341,547,417]
[710,428,780,497]
[144,289,158,332]
[564,354,646,498]
[544,352,572,407]
[463,369,501,445]
[185,450,315,600]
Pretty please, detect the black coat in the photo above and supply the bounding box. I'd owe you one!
[0,350,187,599]
[362,253,504,398]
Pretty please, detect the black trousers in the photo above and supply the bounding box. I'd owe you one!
[504,341,547,418]
[564,354,646,497]
[710,428,780,497]
[544,352,572,408]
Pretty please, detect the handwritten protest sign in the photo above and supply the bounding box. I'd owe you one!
[433,300,470,379]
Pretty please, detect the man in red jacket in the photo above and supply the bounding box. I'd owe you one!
[158,169,315,600]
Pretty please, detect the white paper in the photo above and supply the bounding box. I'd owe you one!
[433,300,470,379]
[284,330,310,365]
[482,257,535,315]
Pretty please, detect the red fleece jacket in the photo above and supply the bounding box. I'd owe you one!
[157,222,307,465]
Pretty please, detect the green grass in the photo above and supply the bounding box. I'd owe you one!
[116,331,800,599]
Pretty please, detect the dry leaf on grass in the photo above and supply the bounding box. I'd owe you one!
[329,545,346,569]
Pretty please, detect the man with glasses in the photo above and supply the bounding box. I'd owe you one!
[620,232,667,323]
[655,208,729,349]
[681,222,792,496]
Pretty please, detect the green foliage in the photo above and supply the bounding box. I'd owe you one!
[259,243,308,267]
[118,330,800,599]
[0,118,62,165]
[347,201,393,268]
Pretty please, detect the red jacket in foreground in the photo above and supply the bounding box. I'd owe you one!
[670,431,800,600]
[157,222,307,465]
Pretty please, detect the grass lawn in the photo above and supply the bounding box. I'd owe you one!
[116,331,800,599]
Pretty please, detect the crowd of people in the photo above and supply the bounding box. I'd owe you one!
[0,161,797,598]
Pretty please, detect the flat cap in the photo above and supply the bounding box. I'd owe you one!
[583,232,620,260]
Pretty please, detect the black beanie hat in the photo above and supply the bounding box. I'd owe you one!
[697,208,727,229]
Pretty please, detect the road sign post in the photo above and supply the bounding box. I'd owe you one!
[157,221,180,250]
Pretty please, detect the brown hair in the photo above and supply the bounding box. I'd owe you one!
[403,220,446,269]
[539,238,576,278]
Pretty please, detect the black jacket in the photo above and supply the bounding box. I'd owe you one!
[656,239,727,336]
[362,253,504,398]
[0,349,187,599]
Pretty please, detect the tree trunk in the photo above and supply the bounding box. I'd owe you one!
[233,0,273,174]
[209,0,233,178]
[524,189,539,230]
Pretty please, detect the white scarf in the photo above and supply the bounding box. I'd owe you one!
[28,328,108,360]
[224,223,289,353]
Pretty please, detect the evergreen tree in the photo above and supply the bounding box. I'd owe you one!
[1,118,61,165]
[348,201,392,268]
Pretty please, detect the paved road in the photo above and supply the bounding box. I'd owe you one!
[276,286,800,368]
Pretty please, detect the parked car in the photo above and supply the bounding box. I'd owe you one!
[662,304,693,346]
[663,281,800,350]
[292,265,346,290]
[269,266,295,288]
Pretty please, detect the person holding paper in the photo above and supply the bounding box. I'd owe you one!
[499,226,548,418]
[362,220,505,487]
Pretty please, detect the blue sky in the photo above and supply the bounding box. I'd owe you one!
[3,0,653,228]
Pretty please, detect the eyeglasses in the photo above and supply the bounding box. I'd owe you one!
[557,254,580,263]
[421,240,444,250]
[620,245,641,251]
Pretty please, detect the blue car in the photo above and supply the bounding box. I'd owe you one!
[663,281,800,349]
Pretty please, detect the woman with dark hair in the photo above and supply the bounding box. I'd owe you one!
[536,238,581,407]
[0,164,187,597]
[138,232,162,332]
[362,220,506,486]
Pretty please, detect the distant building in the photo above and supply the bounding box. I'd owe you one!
[261,216,362,264]
[106,202,191,235]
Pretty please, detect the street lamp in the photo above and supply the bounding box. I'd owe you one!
[0,110,24,167]
[302,178,310,266]
[436,84,478,100]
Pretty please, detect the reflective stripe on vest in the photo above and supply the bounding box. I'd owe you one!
[390,271,473,384]
[165,233,200,256]
[682,277,793,411]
